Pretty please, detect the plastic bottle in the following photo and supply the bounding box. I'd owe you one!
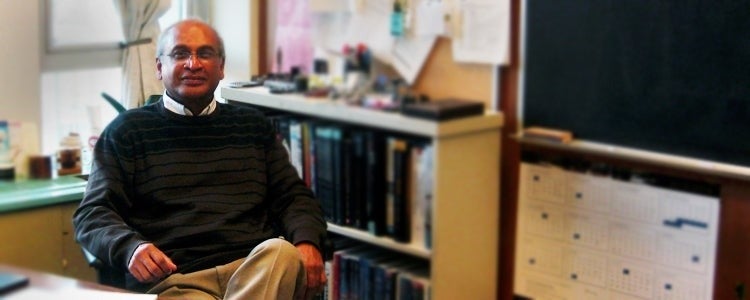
[0,121,13,180]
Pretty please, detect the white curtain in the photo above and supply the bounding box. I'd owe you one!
[115,0,171,108]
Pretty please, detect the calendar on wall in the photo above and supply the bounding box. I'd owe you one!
[514,161,720,300]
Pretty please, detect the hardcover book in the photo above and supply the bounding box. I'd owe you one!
[386,136,411,242]
[314,125,336,223]
[365,131,387,236]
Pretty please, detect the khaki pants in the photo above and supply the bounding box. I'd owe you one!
[148,238,305,300]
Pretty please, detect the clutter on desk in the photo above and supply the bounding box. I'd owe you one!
[232,41,486,122]
[261,72,298,94]
[57,132,83,176]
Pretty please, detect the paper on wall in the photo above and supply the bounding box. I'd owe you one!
[414,0,445,36]
[311,12,351,54]
[275,0,315,73]
[309,0,348,12]
[392,34,437,84]
[451,0,510,65]
[344,0,394,64]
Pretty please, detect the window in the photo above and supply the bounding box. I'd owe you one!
[40,0,204,154]
[46,0,124,52]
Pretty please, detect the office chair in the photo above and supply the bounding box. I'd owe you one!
[81,235,333,289]
[101,92,161,113]
[81,247,127,289]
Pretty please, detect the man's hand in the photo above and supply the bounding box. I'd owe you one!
[296,242,326,300]
[127,243,177,283]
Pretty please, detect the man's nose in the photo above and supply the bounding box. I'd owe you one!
[184,55,203,69]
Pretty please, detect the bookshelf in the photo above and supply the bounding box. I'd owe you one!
[327,223,430,259]
[222,86,503,300]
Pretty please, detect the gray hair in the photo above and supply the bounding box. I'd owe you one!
[155,19,225,59]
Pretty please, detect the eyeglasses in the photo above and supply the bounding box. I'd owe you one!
[163,49,221,62]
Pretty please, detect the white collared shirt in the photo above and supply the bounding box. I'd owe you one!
[162,92,217,116]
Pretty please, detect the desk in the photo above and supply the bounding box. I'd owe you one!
[0,264,156,299]
[0,264,123,293]
[0,176,87,213]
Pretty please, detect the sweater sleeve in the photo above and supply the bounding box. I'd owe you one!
[263,120,328,250]
[72,116,149,271]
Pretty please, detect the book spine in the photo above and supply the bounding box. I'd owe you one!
[314,126,336,223]
[385,137,398,238]
[391,137,410,242]
[289,120,304,179]
[302,121,314,187]
[420,145,434,250]
[366,131,386,236]
[409,143,425,248]
[350,130,368,230]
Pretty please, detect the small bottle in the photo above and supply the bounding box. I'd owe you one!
[57,132,82,176]
[391,2,405,37]
[0,121,14,180]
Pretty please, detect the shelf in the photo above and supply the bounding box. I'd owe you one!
[516,135,750,182]
[222,87,502,300]
[327,223,431,259]
[221,87,503,138]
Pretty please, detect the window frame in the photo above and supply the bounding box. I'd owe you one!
[41,0,123,71]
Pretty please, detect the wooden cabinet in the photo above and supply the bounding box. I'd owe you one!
[222,87,503,300]
[0,177,96,282]
[0,202,96,282]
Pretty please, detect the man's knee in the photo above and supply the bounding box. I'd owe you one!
[252,238,302,266]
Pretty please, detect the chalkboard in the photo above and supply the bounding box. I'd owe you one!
[523,1,750,167]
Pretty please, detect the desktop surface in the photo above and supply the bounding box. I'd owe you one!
[0,264,155,299]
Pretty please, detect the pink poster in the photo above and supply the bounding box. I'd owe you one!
[274,0,314,74]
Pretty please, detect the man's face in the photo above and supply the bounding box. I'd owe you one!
[156,23,225,103]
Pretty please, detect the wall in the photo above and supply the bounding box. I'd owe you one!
[212,0,258,87]
[413,38,495,108]
[0,0,41,128]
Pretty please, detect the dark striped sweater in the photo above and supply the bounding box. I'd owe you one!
[73,100,326,290]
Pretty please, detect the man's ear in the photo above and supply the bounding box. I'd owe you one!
[156,57,163,80]
[219,58,226,80]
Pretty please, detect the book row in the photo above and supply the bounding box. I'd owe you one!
[270,114,433,249]
[321,239,431,300]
